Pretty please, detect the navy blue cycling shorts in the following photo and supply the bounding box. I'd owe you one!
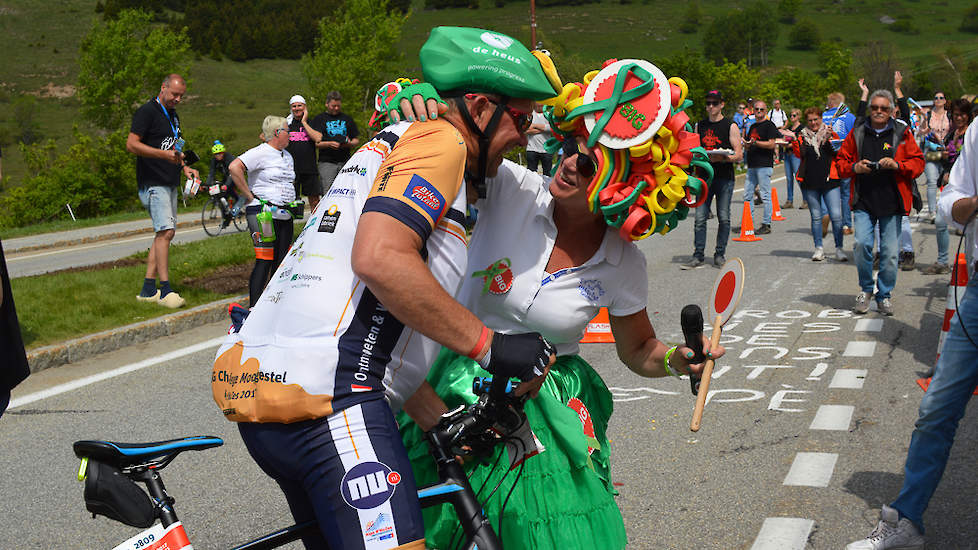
[238,399,424,549]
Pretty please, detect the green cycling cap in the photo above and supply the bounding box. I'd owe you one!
[420,26,562,101]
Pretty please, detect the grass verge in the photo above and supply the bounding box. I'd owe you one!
[12,232,253,349]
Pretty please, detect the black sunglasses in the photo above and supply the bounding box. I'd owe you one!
[562,139,597,179]
[486,98,532,133]
[705,101,720,106]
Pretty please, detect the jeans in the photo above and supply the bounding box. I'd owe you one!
[138,185,179,232]
[692,177,735,260]
[840,178,853,227]
[924,161,941,215]
[801,187,843,249]
[745,166,773,225]
[900,216,913,253]
[853,210,900,300]
[891,277,978,531]
[526,150,553,176]
[783,154,800,202]
[936,210,950,265]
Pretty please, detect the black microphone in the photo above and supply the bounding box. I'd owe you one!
[680,304,706,395]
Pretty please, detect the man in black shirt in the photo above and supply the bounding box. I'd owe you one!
[684,90,744,269]
[743,99,781,234]
[286,95,324,212]
[0,238,29,417]
[311,91,360,195]
[126,74,199,308]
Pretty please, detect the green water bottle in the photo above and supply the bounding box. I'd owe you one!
[256,203,275,242]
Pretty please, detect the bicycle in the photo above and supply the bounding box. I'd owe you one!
[73,376,533,550]
[201,182,247,237]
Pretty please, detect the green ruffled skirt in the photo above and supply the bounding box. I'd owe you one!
[396,348,627,550]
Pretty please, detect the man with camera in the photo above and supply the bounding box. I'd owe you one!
[311,91,360,196]
[835,89,924,316]
[126,73,200,309]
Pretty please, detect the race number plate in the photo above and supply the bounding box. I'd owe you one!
[112,521,193,550]
[209,185,222,196]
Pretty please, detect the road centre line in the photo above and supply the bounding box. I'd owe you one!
[843,341,877,357]
[783,452,838,487]
[750,517,815,550]
[8,336,225,410]
[7,226,206,262]
[829,369,867,389]
[810,405,855,431]
[853,318,883,332]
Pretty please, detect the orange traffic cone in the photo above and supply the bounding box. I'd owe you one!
[580,307,615,343]
[771,188,786,221]
[917,253,977,395]
[732,201,762,242]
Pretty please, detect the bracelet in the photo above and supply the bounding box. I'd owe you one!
[663,346,680,378]
[467,326,490,360]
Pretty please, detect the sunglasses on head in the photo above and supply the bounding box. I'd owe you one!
[562,139,597,179]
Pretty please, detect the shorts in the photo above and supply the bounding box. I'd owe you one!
[318,162,342,194]
[294,172,322,198]
[138,185,178,232]
[237,399,424,550]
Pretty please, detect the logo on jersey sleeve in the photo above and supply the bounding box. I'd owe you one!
[341,461,401,510]
[318,205,341,233]
[364,512,395,542]
[403,174,445,220]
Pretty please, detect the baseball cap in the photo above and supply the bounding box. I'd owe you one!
[289,95,306,105]
[705,90,723,101]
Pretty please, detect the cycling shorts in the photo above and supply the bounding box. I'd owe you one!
[237,398,424,550]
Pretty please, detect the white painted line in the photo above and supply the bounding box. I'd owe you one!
[806,362,828,381]
[843,341,877,357]
[8,337,225,409]
[854,318,883,332]
[750,517,815,550]
[8,226,206,262]
[810,405,854,430]
[829,369,867,389]
[783,452,838,487]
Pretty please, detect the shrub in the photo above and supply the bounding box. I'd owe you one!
[890,15,919,34]
[678,2,702,34]
[788,18,821,50]
[961,3,978,32]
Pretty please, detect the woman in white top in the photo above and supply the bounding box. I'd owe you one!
[229,115,297,306]
[398,63,724,549]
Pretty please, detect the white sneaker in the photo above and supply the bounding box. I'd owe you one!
[854,291,872,314]
[846,505,924,550]
[812,247,825,261]
[835,249,848,262]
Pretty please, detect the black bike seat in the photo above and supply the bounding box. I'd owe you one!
[73,436,223,468]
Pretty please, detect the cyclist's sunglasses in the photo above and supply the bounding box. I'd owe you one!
[487,98,532,133]
[562,139,598,180]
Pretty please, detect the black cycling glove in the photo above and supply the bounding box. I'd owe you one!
[482,332,555,382]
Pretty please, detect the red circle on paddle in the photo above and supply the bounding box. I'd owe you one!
[714,271,736,314]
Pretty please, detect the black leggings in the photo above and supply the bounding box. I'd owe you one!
[245,208,293,307]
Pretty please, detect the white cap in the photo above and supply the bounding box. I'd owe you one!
[289,95,306,106]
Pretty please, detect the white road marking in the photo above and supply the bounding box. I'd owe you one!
[783,452,838,487]
[843,341,877,357]
[806,362,828,381]
[829,369,867,389]
[8,337,225,409]
[750,517,815,550]
[854,318,883,332]
[7,226,207,262]
[810,405,855,431]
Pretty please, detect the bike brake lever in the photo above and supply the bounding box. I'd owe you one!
[680,304,706,396]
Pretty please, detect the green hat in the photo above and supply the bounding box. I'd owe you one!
[420,27,561,101]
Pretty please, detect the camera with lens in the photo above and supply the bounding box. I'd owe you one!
[867,160,880,172]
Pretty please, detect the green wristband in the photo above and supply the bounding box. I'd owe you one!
[663,346,680,378]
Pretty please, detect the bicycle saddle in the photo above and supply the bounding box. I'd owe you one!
[73,436,223,469]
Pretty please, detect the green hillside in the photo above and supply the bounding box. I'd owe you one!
[1,0,976,217]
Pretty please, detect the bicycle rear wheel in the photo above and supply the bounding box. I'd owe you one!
[201,197,225,236]
[232,208,248,232]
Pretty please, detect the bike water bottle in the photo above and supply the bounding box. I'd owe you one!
[257,204,275,242]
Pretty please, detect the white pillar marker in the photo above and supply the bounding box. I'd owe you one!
[843,341,877,357]
[750,518,815,550]
[830,369,867,389]
[783,452,838,487]
[810,405,854,430]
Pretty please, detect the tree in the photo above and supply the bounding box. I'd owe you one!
[787,17,820,51]
[777,0,800,24]
[816,41,853,98]
[78,9,192,129]
[678,2,702,34]
[962,3,978,33]
[301,0,408,117]
[702,3,778,67]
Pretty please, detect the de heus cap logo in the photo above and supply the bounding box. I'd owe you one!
[480,32,513,50]
[341,461,401,510]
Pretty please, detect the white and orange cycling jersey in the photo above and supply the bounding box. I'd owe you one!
[212,119,469,423]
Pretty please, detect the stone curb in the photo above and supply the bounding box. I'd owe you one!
[26,294,247,373]
[8,219,200,255]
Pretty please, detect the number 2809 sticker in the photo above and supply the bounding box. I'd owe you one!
[112,521,193,550]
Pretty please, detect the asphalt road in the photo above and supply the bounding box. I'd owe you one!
[3,181,976,549]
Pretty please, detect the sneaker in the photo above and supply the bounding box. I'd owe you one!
[923,262,951,275]
[846,504,924,550]
[854,291,872,314]
[812,247,825,261]
[843,225,854,235]
[878,297,894,316]
[821,215,830,238]
[755,224,772,235]
[713,254,726,267]
[782,200,793,209]
[136,289,161,303]
[800,201,809,210]
[899,251,915,271]
[681,257,706,270]
[158,291,186,309]
[835,249,848,262]
[754,196,764,206]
